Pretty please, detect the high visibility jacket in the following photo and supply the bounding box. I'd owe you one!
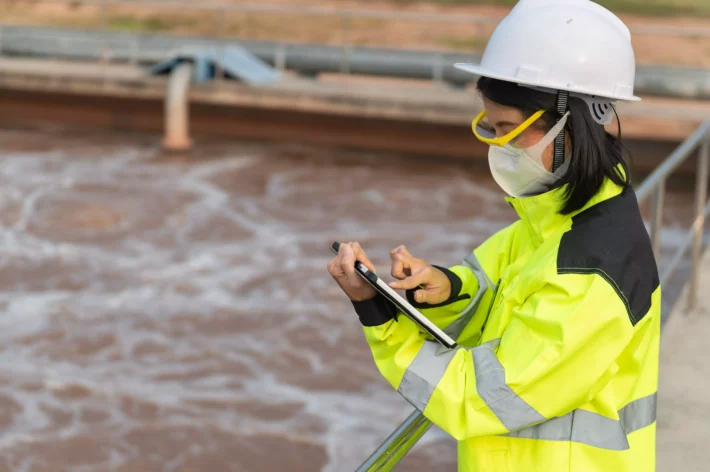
[353,177,660,471]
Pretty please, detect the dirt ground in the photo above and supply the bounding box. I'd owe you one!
[2,0,710,67]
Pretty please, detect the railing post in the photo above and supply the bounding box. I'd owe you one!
[215,6,227,81]
[689,138,709,310]
[99,0,107,65]
[650,180,666,261]
[340,11,351,75]
[130,35,139,65]
[432,53,444,84]
[274,43,287,71]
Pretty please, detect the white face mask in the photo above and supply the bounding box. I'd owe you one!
[488,112,570,198]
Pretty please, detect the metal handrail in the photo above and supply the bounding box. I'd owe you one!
[637,118,710,293]
[355,119,710,471]
[3,25,710,100]
[3,1,710,90]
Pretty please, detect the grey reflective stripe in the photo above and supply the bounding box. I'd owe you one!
[398,335,656,450]
[465,252,496,289]
[398,341,461,412]
[505,393,657,451]
[571,409,630,450]
[621,393,657,434]
[505,409,629,450]
[471,339,546,431]
[443,253,494,340]
[504,413,573,441]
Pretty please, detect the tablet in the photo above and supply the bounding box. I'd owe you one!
[330,241,458,350]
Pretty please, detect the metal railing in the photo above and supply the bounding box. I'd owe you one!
[355,119,710,471]
[2,1,710,96]
[637,118,710,305]
[2,25,710,100]
[3,0,710,66]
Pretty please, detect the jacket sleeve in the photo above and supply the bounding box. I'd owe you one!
[361,271,635,441]
[407,223,520,342]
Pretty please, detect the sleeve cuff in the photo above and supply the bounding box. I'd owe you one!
[406,265,470,309]
[351,293,398,327]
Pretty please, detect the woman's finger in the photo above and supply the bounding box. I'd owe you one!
[391,256,409,280]
[327,257,345,278]
[339,243,359,282]
[388,266,431,290]
[390,245,414,279]
[390,245,413,259]
[350,242,376,274]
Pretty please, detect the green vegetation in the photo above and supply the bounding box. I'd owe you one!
[107,14,200,33]
[436,35,488,52]
[108,16,170,32]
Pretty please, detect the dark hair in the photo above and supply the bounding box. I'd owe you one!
[477,77,630,215]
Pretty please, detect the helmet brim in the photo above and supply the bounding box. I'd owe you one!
[454,63,641,102]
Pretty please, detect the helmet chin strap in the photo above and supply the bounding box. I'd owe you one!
[553,90,569,173]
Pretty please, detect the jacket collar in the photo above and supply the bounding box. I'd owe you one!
[506,177,626,245]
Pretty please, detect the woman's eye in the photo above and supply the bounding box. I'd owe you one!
[498,127,516,138]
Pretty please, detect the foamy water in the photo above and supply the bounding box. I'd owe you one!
[0,125,699,471]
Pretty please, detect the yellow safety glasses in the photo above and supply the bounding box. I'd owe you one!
[472,109,546,147]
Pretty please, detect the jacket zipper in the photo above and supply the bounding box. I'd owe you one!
[479,278,502,336]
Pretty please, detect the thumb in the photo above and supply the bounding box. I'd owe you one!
[388,270,428,290]
[340,242,354,262]
[412,289,432,304]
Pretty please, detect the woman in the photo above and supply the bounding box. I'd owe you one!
[327,0,660,470]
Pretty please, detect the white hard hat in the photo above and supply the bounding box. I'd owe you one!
[454,0,639,103]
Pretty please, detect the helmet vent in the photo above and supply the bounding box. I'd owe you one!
[583,98,614,125]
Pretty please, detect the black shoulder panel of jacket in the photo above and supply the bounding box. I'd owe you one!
[557,189,660,326]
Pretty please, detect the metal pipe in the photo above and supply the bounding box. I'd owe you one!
[663,198,710,287]
[99,0,107,64]
[341,12,351,75]
[162,62,193,151]
[274,43,286,71]
[636,120,710,203]
[661,230,696,287]
[650,182,666,261]
[355,410,431,472]
[689,138,710,309]
[214,6,227,80]
[130,35,139,65]
[433,53,444,84]
[6,26,710,99]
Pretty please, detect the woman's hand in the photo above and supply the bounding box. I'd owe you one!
[388,245,452,304]
[327,242,378,302]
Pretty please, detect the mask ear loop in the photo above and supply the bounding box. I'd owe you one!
[553,90,569,173]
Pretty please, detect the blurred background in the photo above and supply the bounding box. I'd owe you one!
[0,0,708,471]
